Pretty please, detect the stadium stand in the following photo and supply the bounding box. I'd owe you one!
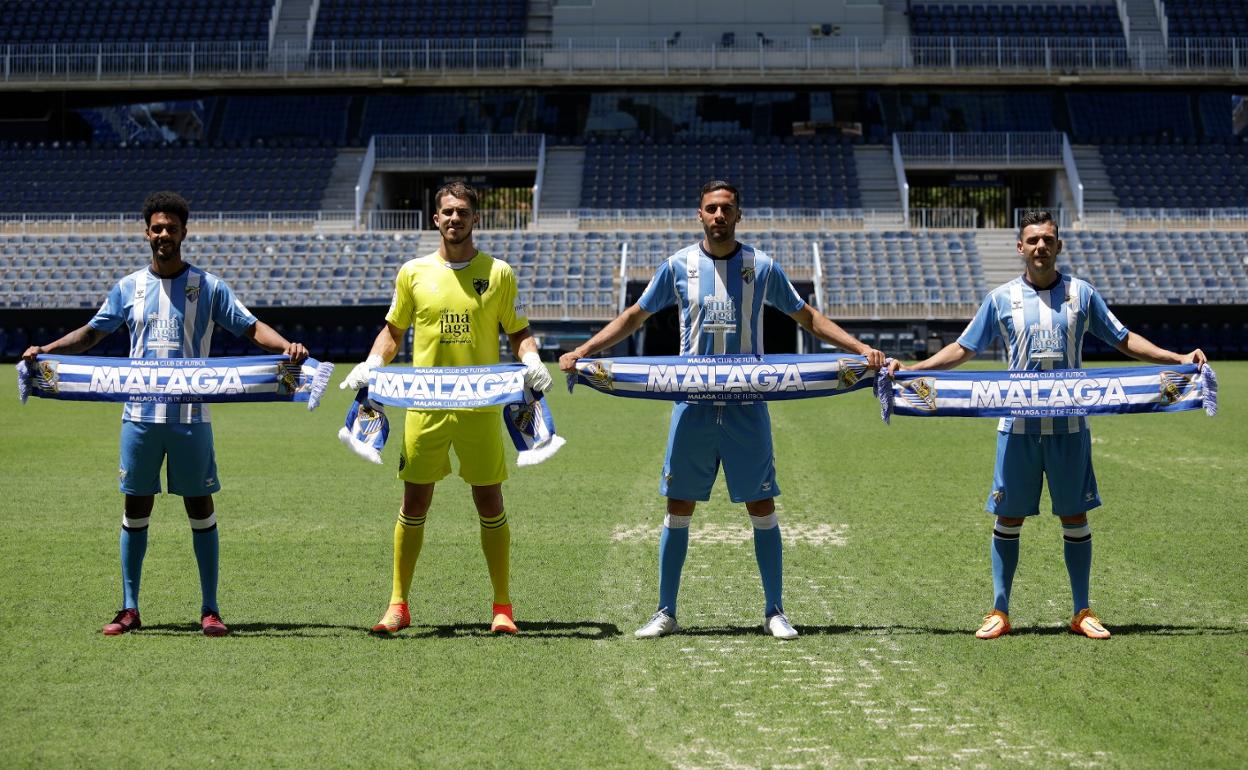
[581,136,861,209]
[313,0,527,40]
[1063,230,1248,306]
[357,93,524,137]
[1164,0,1248,37]
[0,0,273,43]
[1098,138,1248,208]
[908,3,1124,39]
[1067,92,1199,141]
[217,96,352,146]
[0,143,336,212]
[819,230,984,312]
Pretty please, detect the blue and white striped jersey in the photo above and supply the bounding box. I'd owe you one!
[639,242,805,356]
[958,273,1129,435]
[89,264,258,423]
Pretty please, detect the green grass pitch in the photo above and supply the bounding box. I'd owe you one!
[2,360,1245,768]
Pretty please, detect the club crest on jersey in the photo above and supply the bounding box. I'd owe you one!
[1158,370,1192,405]
[473,278,489,295]
[899,377,938,411]
[740,266,755,284]
[184,284,201,303]
[37,359,60,393]
[586,360,614,391]
[837,360,868,388]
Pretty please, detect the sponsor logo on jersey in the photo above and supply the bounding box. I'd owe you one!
[702,296,737,330]
[473,278,489,295]
[586,360,613,391]
[1029,325,1065,361]
[900,377,938,411]
[439,309,473,344]
[740,266,755,284]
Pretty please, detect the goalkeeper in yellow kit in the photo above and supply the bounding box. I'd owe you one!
[340,182,552,635]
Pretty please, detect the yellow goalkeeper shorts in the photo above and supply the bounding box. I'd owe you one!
[398,408,507,486]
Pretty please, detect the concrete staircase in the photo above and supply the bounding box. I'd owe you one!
[538,146,585,213]
[526,0,553,42]
[975,229,1023,287]
[270,0,314,67]
[1120,0,1164,42]
[853,144,903,212]
[1070,145,1119,215]
[320,148,367,212]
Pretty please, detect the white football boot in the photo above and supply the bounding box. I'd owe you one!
[764,612,799,639]
[634,609,679,638]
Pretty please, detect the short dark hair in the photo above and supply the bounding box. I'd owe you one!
[699,180,740,208]
[142,191,190,226]
[434,181,479,212]
[1018,209,1058,239]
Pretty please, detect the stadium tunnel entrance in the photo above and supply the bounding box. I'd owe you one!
[374,171,535,229]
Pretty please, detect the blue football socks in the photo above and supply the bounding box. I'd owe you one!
[1062,522,1093,615]
[190,515,220,614]
[657,513,691,618]
[990,523,1022,614]
[751,513,784,617]
[119,515,150,610]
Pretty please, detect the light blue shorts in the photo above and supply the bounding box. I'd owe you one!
[987,430,1100,518]
[661,402,779,504]
[119,421,221,497]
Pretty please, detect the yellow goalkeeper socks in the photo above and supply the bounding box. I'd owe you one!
[478,511,511,606]
[390,510,426,605]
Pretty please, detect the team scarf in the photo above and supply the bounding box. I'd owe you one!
[878,363,1218,423]
[566,354,877,402]
[337,363,564,467]
[17,354,334,410]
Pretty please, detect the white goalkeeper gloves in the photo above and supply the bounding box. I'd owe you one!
[522,351,552,393]
[340,353,383,391]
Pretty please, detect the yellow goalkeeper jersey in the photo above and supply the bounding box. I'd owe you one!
[385,250,529,369]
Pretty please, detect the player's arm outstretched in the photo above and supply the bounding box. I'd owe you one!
[341,323,406,390]
[558,303,653,373]
[1114,332,1206,367]
[245,321,309,364]
[21,324,109,365]
[789,305,886,369]
[888,341,978,375]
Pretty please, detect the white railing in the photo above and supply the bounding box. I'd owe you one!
[1061,134,1085,222]
[910,208,979,229]
[0,36,1245,83]
[891,133,910,225]
[1156,0,1169,44]
[897,132,1065,165]
[0,210,356,235]
[536,208,879,230]
[1079,208,1248,230]
[366,209,424,231]
[373,134,543,166]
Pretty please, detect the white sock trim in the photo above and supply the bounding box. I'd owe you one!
[749,512,779,530]
[189,513,217,530]
[122,514,150,529]
[1062,524,1092,540]
[663,513,692,529]
[994,523,1023,537]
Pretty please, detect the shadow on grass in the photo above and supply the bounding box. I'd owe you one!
[676,623,1248,638]
[137,620,621,639]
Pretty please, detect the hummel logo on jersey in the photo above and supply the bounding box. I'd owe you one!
[134,287,146,301]
[1085,492,1096,502]
[473,278,489,295]
[1011,299,1023,310]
